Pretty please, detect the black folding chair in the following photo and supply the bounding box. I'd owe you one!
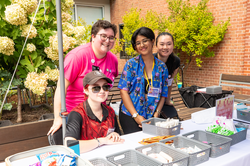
[48,127,63,145]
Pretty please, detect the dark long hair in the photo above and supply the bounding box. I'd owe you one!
[156,32,176,76]
[131,27,155,50]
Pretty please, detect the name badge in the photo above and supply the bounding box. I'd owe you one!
[147,87,160,98]
[92,65,100,71]
[168,78,173,86]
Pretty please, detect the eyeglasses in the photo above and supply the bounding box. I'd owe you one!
[96,34,116,42]
[135,39,150,47]
[91,84,111,93]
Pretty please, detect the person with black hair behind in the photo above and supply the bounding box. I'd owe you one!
[154,32,181,119]
[118,27,169,134]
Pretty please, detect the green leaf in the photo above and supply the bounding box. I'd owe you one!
[12,28,21,40]
[26,64,35,72]
[48,13,54,21]
[0,19,6,28]
[20,59,31,66]
[16,67,27,78]
[34,56,42,68]
[30,51,38,60]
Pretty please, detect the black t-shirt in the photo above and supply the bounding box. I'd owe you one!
[65,102,121,139]
[154,53,180,77]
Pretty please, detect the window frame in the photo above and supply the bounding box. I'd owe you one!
[73,4,105,24]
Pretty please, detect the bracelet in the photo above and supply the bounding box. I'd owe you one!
[156,110,161,114]
[95,138,100,147]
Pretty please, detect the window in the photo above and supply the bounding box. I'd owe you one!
[119,24,132,59]
[73,5,104,25]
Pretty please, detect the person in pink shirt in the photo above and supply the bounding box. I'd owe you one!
[48,20,118,135]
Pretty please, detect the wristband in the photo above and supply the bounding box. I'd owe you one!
[95,138,100,147]
[157,110,161,114]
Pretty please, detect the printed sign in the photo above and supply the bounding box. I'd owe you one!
[216,95,234,119]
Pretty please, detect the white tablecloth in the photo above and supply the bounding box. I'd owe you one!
[1,109,250,166]
[80,119,250,166]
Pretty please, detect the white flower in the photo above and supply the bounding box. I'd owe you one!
[0,37,15,56]
[74,26,85,38]
[62,22,74,36]
[44,47,59,61]
[61,0,74,11]
[45,33,78,60]
[5,4,27,25]
[26,43,36,52]
[20,24,37,39]
[12,0,38,14]
[45,66,59,82]
[62,12,71,22]
[24,72,49,95]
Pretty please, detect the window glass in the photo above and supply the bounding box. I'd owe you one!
[75,6,103,25]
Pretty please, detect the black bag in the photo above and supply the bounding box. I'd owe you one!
[48,127,63,145]
[160,104,179,119]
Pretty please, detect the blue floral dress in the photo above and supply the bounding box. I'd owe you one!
[118,55,169,119]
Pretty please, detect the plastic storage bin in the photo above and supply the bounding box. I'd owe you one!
[89,158,116,166]
[135,142,189,166]
[182,130,232,158]
[142,118,181,136]
[237,110,250,122]
[106,149,162,166]
[5,145,92,166]
[160,136,211,166]
[206,124,248,146]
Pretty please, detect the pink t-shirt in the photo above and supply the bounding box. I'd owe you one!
[64,42,118,112]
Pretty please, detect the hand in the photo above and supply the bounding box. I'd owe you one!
[47,117,62,135]
[105,132,124,144]
[153,112,160,118]
[134,115,146,127]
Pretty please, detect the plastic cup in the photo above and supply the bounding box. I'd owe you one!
[177,82,182,88]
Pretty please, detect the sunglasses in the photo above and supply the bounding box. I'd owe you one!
[91,84,111,93]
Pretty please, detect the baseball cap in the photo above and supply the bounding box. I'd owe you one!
[83,71,112,87]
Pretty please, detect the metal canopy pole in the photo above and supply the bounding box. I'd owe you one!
[55,0,67,145]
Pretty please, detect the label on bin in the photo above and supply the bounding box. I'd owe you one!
[186,134,194,139]
[172,127,177,131]
[197,152,206,157]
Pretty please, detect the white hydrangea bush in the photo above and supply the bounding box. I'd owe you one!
[24,72,49,95]
[74,26,85,38]
[12,0,38,14]
[0,37,15,56]
[20,24,37,39]
[26,43,36,52]
[61,0,74,11]
[4,4,27,25]
[62,22,75,36]
[62,12,71,22]
[45,66,59,82]
[44,33,77,60]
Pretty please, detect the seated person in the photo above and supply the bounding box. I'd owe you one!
[65,71,124,153]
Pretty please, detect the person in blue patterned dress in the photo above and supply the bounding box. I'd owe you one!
[118,27,169,134]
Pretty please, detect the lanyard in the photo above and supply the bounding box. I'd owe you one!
[144,60,155,91]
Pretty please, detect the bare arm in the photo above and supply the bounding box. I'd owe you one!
[47,78,70,135]
[120,89,146,126]
[65,132,124,153]
[166,68,179,105]
[153,96,166,117]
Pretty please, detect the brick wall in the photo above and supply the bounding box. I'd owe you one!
[110,0,250,93]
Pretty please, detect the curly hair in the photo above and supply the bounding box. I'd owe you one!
[90,20,117,41]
